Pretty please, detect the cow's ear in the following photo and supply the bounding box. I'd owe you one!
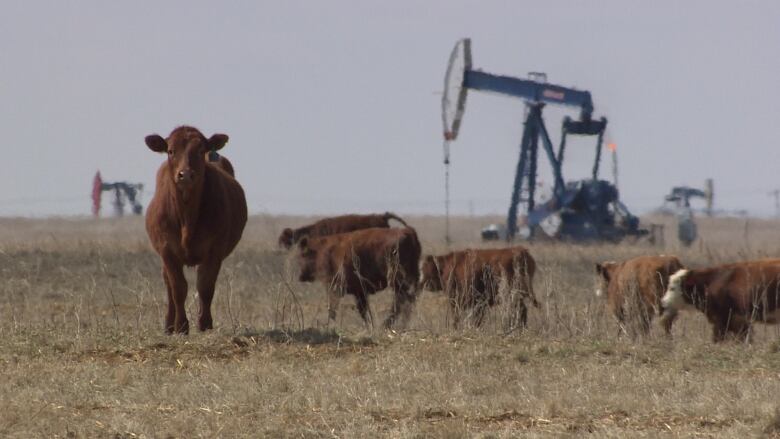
[298,236,309,251]
[208,134,229,151]
[145,134,167,153]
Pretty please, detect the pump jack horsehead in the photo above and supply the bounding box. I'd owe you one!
[145,126,247,334]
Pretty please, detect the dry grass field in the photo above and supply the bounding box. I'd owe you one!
[2,214,780,438]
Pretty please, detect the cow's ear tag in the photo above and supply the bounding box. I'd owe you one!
[208,149,219,162]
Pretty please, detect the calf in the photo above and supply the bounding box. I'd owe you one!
[279,212,409,249]
[421,246,538,329]
[296,227,421,329]
[145,126,247,334]
[661,259,780,342]
[595,255,684,336]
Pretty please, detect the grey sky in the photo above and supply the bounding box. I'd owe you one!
[1,1,778,217]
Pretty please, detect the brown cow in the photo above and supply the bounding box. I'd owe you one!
[145,126,247,334]
[279,212,409,249]
[595,255,684,337]
[296,227,421,329]
[420,246,538,329]
[660,259,780,342]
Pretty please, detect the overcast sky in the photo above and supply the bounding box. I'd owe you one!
[1,1,778,217]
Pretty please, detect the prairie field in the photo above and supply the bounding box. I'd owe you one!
[1,214,780,438]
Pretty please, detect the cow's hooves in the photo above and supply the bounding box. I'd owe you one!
[175,321,190,334]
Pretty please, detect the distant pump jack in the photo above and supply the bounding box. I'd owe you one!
[440,38,646,243]
[92,171,144,217]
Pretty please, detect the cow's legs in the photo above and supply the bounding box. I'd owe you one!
[384,282,417,329]
[524,278,540,309]
[660,308,678,337]
[711,311,751,343]
[637,304,652,336]
[162,257,188,334]
[518,302,529,328]
[354,293,374,328]
[504,287,529,331]
[471,301,488,328]
[727,319,751,343]
[449,296,463,329]
[196,259,222,331]
[327,289,342,323]
[613,305,629,338]
[710,314,728,343]
[162,268,176,334]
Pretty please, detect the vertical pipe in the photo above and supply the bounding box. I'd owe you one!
[443,140,451,246]
[611,147,618,190]
[592,128,605,180]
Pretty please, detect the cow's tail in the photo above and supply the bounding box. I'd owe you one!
[396,227,421,286]
[523,255,540,308]
[384,211,410,228]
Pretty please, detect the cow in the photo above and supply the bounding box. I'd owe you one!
[420,246,538,329]
[660,259,780,342]
[278,212,410,249]
[296,227,421,329]
[144,126,247,334]
[595,255,684,337]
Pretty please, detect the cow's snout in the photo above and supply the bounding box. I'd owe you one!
[176,169,194,184]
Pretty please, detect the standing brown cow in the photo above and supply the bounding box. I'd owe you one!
[145,126,247,334]
[660,259,780,342]
[595,255,684,337]
[420,246,538,329]
[296,227,421,329]
[279,212,409,249]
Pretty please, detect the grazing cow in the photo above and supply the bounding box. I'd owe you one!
[595,255,684,336]
[296,227,421,329]
[279,212,410,249]
[145,126,247,334]
[420,246,538,329]
[660,259,780,342]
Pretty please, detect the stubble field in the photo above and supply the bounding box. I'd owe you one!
[1,214,780,438]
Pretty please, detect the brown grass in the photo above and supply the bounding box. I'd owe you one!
[1,214,780,437]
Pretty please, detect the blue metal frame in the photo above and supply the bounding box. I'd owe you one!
[462,69,606,240]
[464,70,595,120]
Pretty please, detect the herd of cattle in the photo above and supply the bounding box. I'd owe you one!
[143,126,780,342]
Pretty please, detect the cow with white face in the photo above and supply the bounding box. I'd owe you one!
[661,259,780,342]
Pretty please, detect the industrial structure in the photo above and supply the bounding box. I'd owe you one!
[440,38,646,242]
[91,171,144,217]
[663,179,714,246]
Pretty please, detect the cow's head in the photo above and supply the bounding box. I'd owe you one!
[278,228,295,249]
[660,269,696,316]
[296,237,318,282]
[420,255,443,291]
[146,126,229,193]
[594,261,619,298]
